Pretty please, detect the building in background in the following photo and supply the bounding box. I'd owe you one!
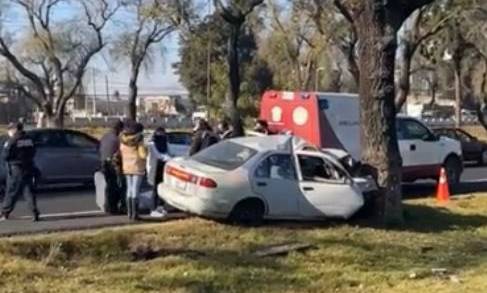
[143,95,189,117]
[67,93,191,119]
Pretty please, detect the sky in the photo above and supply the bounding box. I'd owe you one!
[0,0,215,96]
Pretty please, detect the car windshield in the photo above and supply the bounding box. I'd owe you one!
[168,132,191,145]
[193,141,257,170]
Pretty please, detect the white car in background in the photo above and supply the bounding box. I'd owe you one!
[158,135,376,225]
[144,130,192,157]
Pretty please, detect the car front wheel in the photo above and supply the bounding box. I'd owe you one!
[229,199,265,226]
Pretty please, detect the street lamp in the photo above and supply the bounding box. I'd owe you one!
[315,67,325,92]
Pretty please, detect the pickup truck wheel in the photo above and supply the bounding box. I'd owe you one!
[444,157,462,188]
[229,199,265,226]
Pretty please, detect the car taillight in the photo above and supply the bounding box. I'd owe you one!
[166,166,198,183]
[199,177,217,188]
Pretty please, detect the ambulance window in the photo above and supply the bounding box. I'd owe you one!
[318,99,329,110]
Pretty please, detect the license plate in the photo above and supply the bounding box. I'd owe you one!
[174,179,187,191]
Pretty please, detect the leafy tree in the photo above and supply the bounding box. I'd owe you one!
[263,0,323,91]
[213,0,263,136]
[0,0,118,128]
[417,0,487,125]
[111,0,191,120]
[174,12,272,120]
[296,0,359,87]
[395,3,453,111]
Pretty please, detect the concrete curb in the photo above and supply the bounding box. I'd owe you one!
[19,210,106,221]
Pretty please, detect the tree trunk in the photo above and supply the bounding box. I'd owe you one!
[395,42,413,112]
[345,43,360,87]
[127,72,138,121]
[356,2,403,224]
[453,57,462,127]
[45,113,63,128]
[476,61,487,132]
[429,71,438,106]
[38,101,63,128]
[429,86,436,106]
[476,102,487,131]
[36,111,45,128]
[227,23,244,137]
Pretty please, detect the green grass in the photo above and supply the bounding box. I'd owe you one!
[1,196,487,292]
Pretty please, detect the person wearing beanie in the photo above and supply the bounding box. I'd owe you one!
[119,120,147,220]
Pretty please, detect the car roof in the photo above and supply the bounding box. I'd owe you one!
[230,135,307,152]
[26,129,99,141]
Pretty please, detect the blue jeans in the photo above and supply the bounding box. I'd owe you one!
[125,175,143,200]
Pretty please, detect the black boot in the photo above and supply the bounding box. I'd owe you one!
[0,212,9,221]
[32,212,40,222]
[132,199,139,221]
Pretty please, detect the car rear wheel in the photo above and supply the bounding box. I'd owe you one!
[479,150,487,166]
[444,156,462,189]
[0,183,5,201]
[229,199,265,226]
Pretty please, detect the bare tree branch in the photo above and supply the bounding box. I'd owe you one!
[0,37,47,101]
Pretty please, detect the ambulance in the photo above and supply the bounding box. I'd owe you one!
[259,90,463,184]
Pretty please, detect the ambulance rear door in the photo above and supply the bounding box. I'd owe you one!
[317,93,360,160]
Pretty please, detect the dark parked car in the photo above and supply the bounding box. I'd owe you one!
[0,129,100,191]
[434,128,487,165]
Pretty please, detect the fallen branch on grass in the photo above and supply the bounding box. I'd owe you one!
[253,242,316,257]
[130,244,207,261]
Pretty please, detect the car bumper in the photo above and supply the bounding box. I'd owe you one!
[158,184,230,219]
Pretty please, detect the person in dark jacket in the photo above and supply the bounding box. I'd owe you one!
[217,118,233,140]
[99,120,125,214]
[254,119,271,135]
[100,120,124,162]
[147,127,170,218]
[189,119,219,156]
[0,122,39,221]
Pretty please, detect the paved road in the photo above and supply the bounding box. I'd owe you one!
[6,166,487,217]
[0,165,486,236]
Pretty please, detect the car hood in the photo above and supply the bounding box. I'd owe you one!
[439,136,462,149]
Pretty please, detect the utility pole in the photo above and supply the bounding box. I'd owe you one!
[92,68,97,116]
[105,75,110,116]
[206,0,212,118]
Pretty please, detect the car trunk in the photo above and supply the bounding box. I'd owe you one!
[164,158,225,197]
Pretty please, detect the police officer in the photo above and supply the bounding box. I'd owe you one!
[0,122,39,221]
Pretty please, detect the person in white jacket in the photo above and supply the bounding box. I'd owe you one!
[146,127,171,218]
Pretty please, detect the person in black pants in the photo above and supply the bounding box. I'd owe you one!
[147,127,171,218]
[99,120,125,214]
[0,122,39,221]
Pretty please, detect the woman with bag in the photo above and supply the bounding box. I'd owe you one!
[147,127,171,218]
[119,120,147,220]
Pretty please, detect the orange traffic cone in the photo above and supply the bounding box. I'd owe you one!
[436,167,450,204]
